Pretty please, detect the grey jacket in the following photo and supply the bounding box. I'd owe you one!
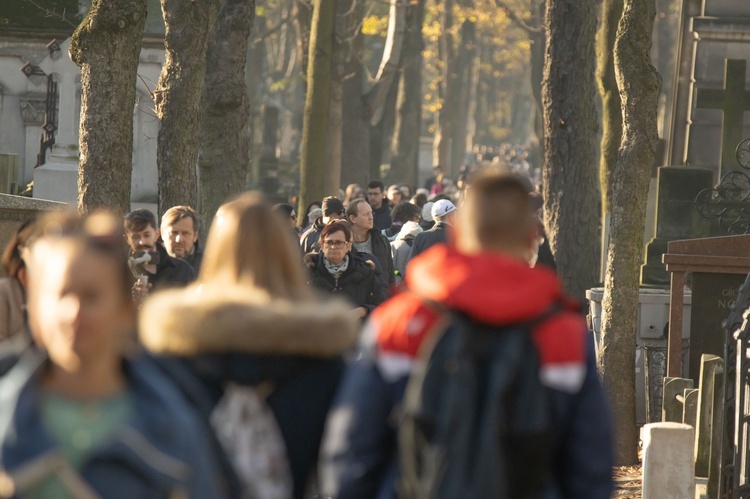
[390,222,423,285]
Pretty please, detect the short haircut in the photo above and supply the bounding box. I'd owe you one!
[367,180,384,192]
[320,220,352,243]
[459,167,535,252]
[391,202,420,224]
[345,198,369,221]
[161,205,199,233]
[124,209,157,233]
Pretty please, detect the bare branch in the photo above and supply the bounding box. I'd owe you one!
[21,0,78,28]
[495,0,543,34]
[253,12,298,46]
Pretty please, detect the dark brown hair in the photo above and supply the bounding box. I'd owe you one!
[1,218,35,279]
[320,220,352,243]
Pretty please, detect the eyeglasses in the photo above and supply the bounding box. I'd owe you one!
[322,240,348,248]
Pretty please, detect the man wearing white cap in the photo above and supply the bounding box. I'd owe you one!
[407,198,457,263]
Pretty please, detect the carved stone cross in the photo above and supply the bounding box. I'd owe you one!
[696,59,750,176]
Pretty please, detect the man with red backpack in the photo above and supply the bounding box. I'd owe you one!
[319,167,613,498]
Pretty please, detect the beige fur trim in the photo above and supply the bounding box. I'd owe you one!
[139,285,359,357]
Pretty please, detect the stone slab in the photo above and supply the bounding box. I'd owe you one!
[0,193,65,277]
[683,389,699,428]
[694,354,723,478]
[663,378,695,422]
[33,161,76,206]
[642,422,696,499]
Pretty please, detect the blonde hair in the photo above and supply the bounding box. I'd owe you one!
[199,192,310,299]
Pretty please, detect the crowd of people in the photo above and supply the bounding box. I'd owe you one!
[0,162,613,498]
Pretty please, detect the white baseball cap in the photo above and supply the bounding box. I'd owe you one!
[431,199,456,219]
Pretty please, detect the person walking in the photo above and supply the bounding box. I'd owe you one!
[346,199,395,286]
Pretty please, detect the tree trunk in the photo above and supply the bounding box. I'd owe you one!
[340,0,369,187]
[530,0,545,161]
[542,0,600,300]
[155,0,219,215]
[198,0,255,238]
[599,0,662,466]
[298,0,337,218]
[449,19,477,174]
[69,0,147,215]
[434,0,455,172]
[323,4,344,198]
[597,0,623,213]
[390,0,426,188]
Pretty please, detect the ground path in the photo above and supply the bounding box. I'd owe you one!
[612,466,642,498]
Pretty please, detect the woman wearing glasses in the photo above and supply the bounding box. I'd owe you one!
[307,221,388,319]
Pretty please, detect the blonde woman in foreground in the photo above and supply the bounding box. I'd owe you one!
[140,192,358,499]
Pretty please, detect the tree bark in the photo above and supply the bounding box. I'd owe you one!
[323,1,345,198]
[433,0,455,173]
[155,0,219,215]
[542,0,600,300]
[597,0,623,213]
[599,0,662,465]
[69,0,147,215]
[339,0,370,187]
[449,19,477,174]
[198,0,255,238]
[390,0,426,188]
[298,0,337,217]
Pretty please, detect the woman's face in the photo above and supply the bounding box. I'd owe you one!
[321,230,350,265]
[28,242,134,372]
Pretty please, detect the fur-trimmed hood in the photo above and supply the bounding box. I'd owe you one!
[139,284,359,358]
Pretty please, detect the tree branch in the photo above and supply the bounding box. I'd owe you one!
[495,0,542,34]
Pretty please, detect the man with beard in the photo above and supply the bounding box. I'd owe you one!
[124,209,194,300]
[161,205,203,273]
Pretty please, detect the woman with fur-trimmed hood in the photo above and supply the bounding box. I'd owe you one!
[305,221,388,320]
[139,193,359,499]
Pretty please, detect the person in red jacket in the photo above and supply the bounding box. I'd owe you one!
[319,166,613,499]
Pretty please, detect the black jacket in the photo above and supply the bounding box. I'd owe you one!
[150,244,195,289]
[361,228,396,285]
[307,252,388,315]
[408,222,450,262]
[372,201,392,231]
[184,244,204,274]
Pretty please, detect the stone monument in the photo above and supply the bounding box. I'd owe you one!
[32,38,78,205]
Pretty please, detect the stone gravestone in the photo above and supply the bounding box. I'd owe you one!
[0,155,20,195]
[641,166,713,286]
[667,0,750,172]
[663,234,750,378]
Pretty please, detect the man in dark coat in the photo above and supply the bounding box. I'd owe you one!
[125,209,195,294]
[161,205,204,273]
[367,180,392,231]
[407,199,457,264]
[346,199,396,285]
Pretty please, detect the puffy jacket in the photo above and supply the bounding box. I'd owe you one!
[319,245,614,499]
[390,222,423,285]
[300,217,326,254]
[0,348,224,498]
[307,252,388,316]
[140,284,360,499]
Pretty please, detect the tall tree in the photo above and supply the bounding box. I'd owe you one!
[298,0,337,217]
[69,0,147,214]
[433,0,456,173]
[449,18,477,174]
[155,0,220,215]
[198,0,255,237]
[597,0,623,213]
[599,0,661,465]
[542,0,600,300]
[390,0,427,188]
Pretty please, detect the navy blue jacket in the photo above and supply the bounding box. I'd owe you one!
[0,349,224,498]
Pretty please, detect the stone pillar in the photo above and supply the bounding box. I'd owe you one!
[642,422,695,499]
[0,155,19,194]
